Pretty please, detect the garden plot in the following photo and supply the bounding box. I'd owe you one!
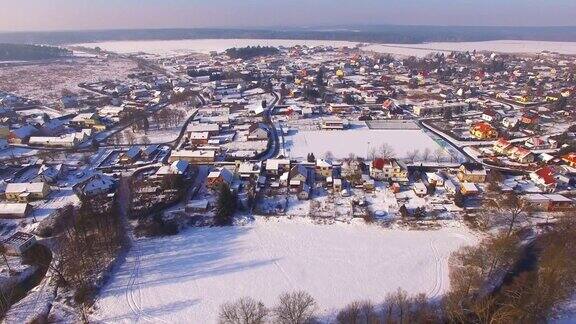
[284,122,445,160]
[94,218,477,323]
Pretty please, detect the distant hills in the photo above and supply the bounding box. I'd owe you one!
[2,25,576,45]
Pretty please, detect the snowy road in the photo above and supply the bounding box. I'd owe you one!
[94,219,477,323]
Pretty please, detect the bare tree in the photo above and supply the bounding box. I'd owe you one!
[484,193,534,236]
[274,291,318,324]
[406,149,420,163]
[124,130,136,145]
[141,136,151,145]
[0,245,11,272]
[324,151,335,161]
[337,300,377,324]
[421,148,432,162]
[219,297,268,324]
[378,143,395,159]
[434,147,445,163]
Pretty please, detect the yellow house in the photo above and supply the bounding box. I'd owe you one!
[470,122,498,140]
[5,182,51,202]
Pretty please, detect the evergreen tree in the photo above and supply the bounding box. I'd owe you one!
[215,183,237,226]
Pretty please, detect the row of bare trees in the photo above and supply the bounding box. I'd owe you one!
[445,215,576,323]
[151,107,187,130]
[219,291,317,324]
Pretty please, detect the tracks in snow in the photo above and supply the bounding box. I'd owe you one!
[427,238,446,299]
[124,245,168,323]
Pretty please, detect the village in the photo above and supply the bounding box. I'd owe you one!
[0,41,575,321]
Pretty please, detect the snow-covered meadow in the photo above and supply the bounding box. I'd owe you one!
[94,218,477,323]
[75,39,576,58]
[284,123,445,160]
[364,40,576,57]
[76,39,360,56]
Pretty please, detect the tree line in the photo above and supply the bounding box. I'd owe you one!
[0,43,71,60]
[225,46,280,60]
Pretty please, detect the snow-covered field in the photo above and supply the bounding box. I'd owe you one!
[284,123,445,160]
[76,39,576,58]
[364,40,576,57]
[76,39,360,56]
[94,218,476,323]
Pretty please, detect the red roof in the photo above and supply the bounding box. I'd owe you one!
[534,166,556,185]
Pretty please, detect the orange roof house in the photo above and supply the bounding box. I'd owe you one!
[470,122,498,140]
[562,152,576,167]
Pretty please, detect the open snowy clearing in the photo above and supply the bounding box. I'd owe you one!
[94,218,477,323]
[284,123,445,160]
[76,39,360,56]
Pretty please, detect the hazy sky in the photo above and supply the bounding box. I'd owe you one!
[1,0,575,32]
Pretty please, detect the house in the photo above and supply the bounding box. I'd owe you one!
[141,145,160,160]
[525,137,557,150]
[501,117,519,129]
[120,146,142,164]
[530,166,557,192]
[508,146,535,164]
[8,125,38,144]
[369,158,408,182]
[315,159,332,178]
[207,168,234,190]
[170,160,190,175]
[0,203,32,219]
[247,124,268,141]
[457,163,487,183]
[482,110,501,122]
[3,232,36,255]
[168,150,215,164]
[523,194,573,212]
[413,183,428,196]
[289,164,309,187]
[461,183,479,196]
[561,152,576,168]
[521,112,539,125]
[187,123,220,136]
[5,182,51,202]
[321,118,348,130]
[34,164,67,183]
[493,138,513,154]
[297,183,311,200]
[189,132,210,145]
[237,162,262,179]
[424,172,445,187]
[74,173,116,197]
[28,133,78,148]
[333,178,343,192]
[70,113,105,130]
[265,159,291,176]
[470,122,498,140]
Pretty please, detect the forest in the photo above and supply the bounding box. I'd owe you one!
[0,43,71,60]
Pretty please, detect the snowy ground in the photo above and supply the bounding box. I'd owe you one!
[75,39,360,56]
[76,39,576,58]
[363,40,576,57]
[284,122,446,160]
[94,218,477,323]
